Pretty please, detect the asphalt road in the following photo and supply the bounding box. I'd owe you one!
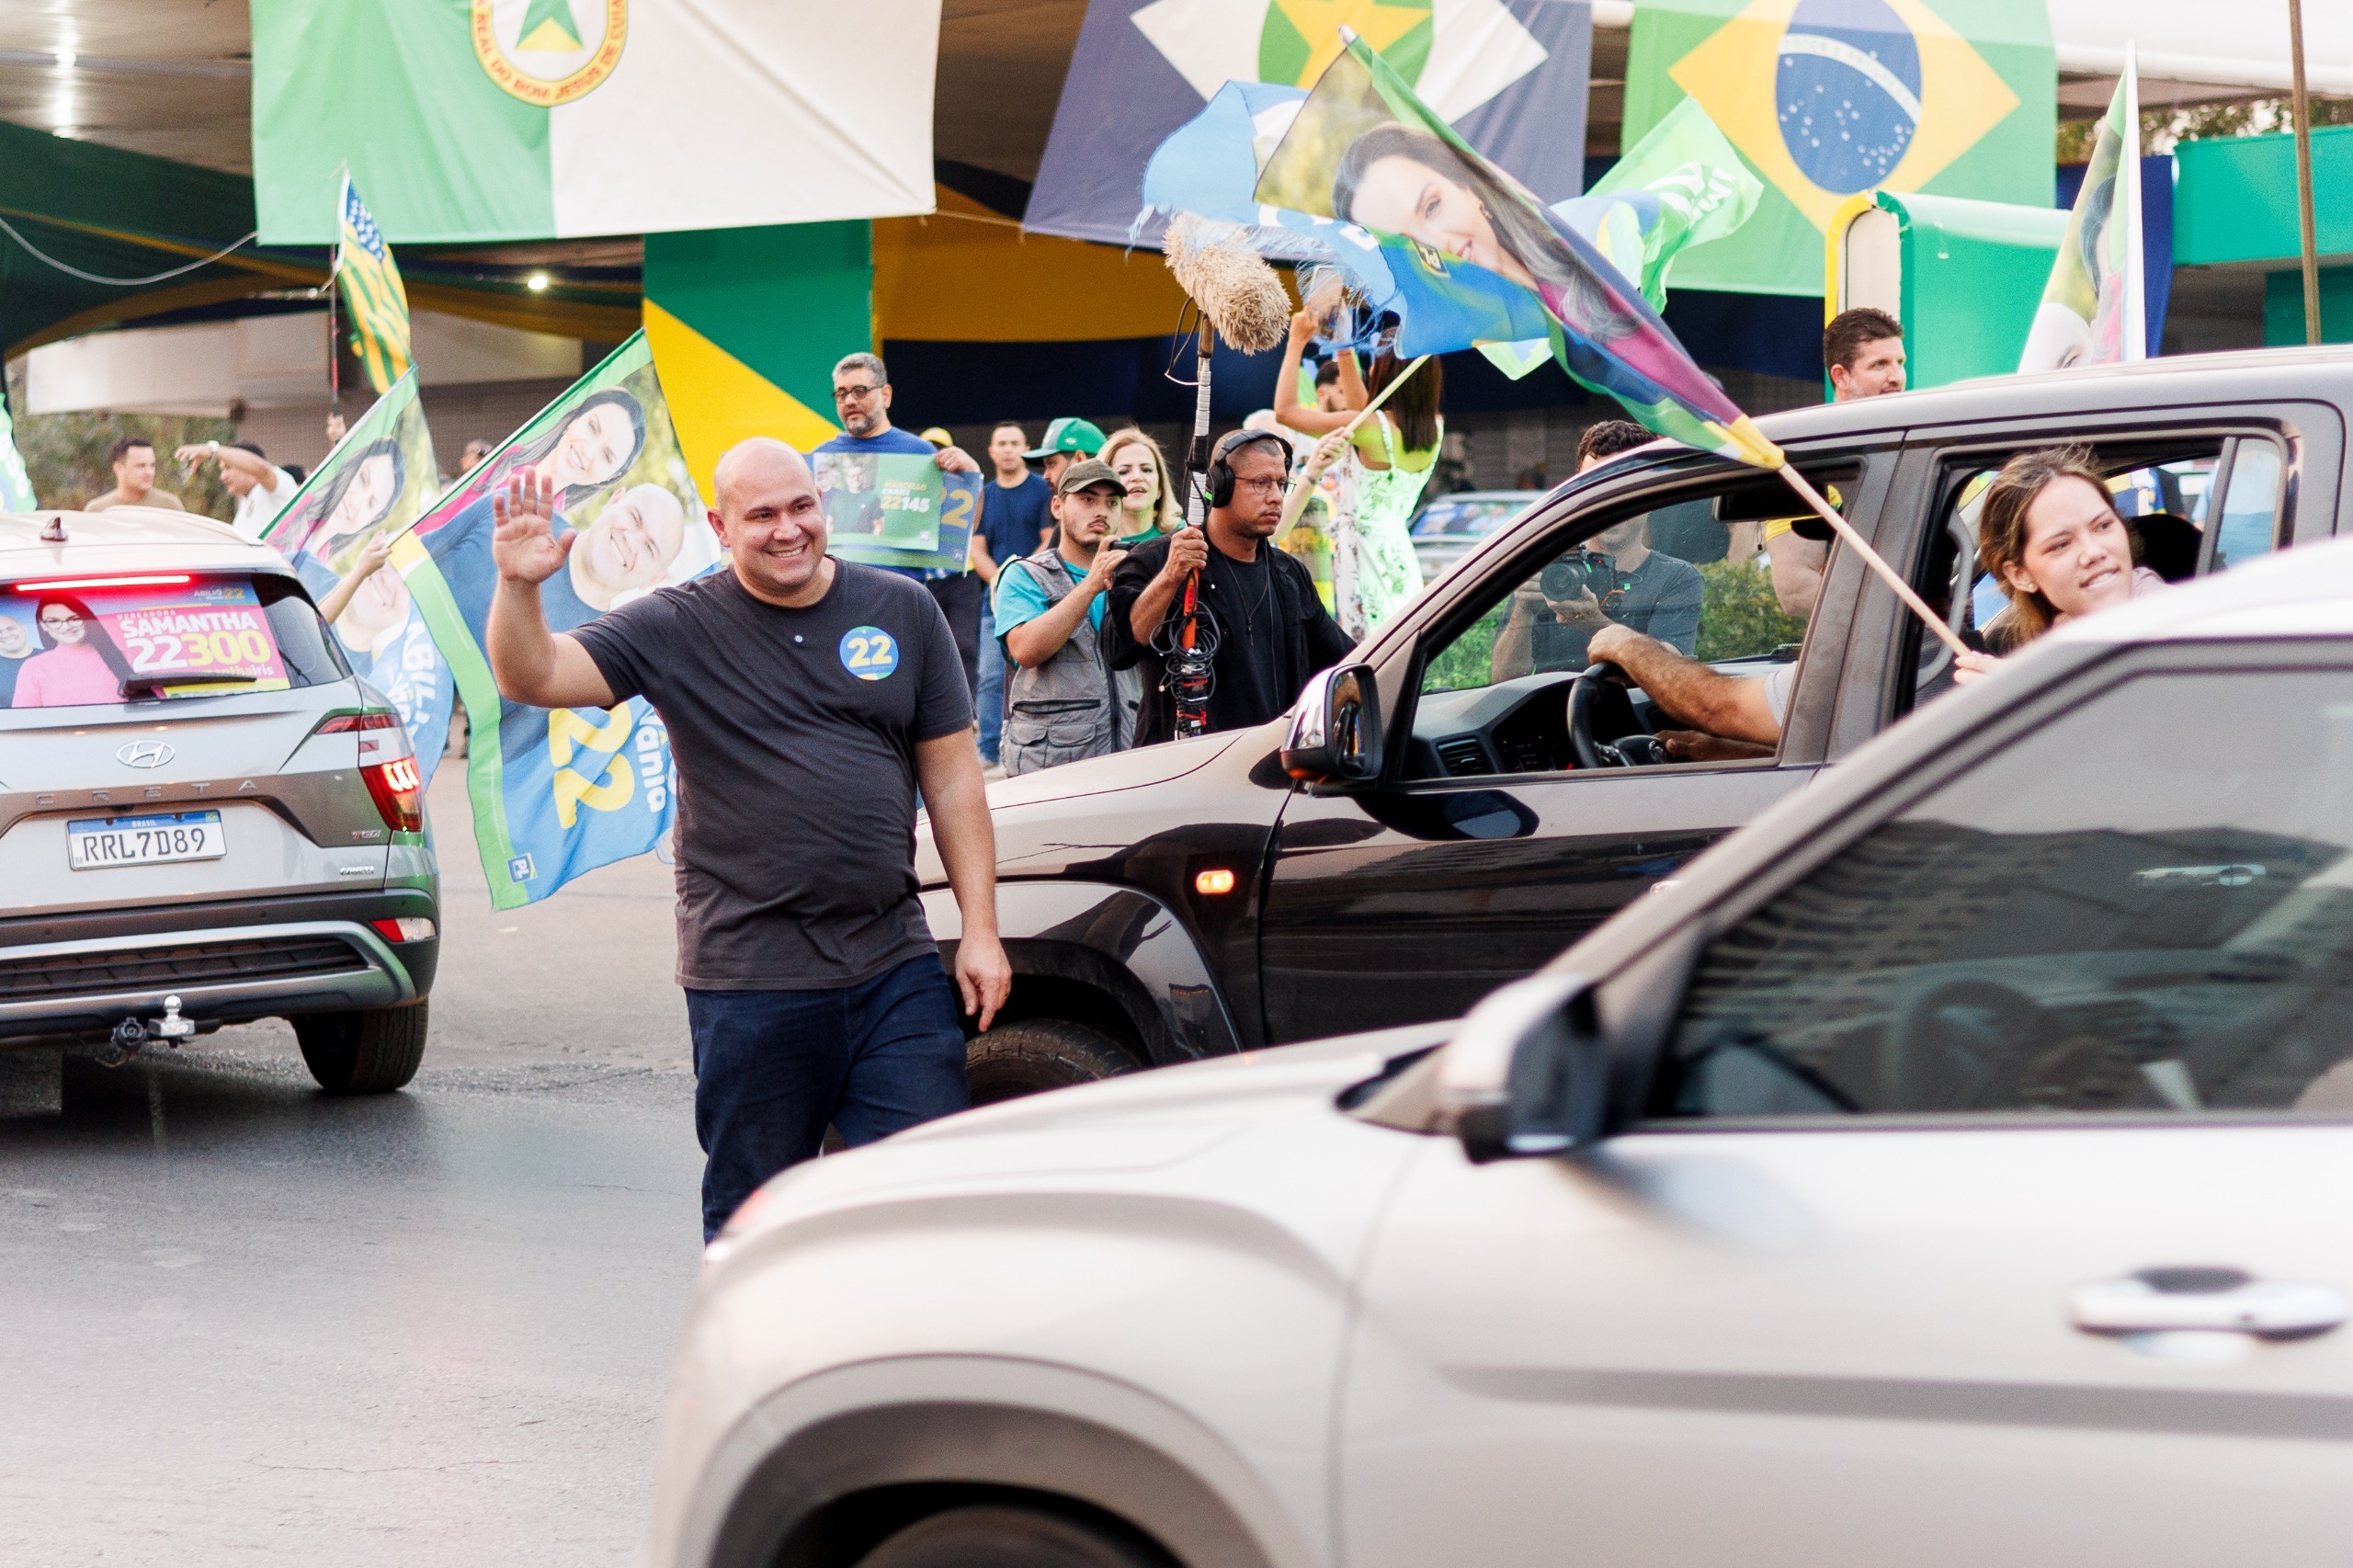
[0,764,706,1566]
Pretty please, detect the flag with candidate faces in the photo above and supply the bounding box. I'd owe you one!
[1028,0,1590,248]
[1145,35,1780,467]
[1622,0,2053,296]
[2020,51,2143,373]
[1142,84,1756,378]
[269,369,455,778]
[401,333,718,910]
[336,176,413,393]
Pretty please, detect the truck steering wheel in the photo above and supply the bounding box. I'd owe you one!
[1570,663,1636,768]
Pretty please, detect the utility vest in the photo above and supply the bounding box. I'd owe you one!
[999,549,1123,778]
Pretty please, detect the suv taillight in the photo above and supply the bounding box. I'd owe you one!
[316,710,402,734]
[361,755,424,834]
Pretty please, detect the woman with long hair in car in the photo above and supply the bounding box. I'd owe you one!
[14,594,136,707]
[1957,445,2167,681]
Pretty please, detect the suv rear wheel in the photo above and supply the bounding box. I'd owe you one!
[856,1506,1163,1568]
[965,1018,1138,1106]
[293,1000,428,1094]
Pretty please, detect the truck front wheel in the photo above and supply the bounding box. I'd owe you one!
[964,1018,1138,1106]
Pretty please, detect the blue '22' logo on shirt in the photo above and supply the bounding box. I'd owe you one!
[839,626,898,681]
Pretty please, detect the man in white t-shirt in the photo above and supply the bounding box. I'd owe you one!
[176,439,299,544]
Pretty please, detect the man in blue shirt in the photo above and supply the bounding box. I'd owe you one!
[969,423,1053,768]
[814,353,985,695]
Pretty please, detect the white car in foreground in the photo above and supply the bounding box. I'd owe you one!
[651,541,2353,1568]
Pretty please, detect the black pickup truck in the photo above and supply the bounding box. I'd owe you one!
[917,347,2347,1097]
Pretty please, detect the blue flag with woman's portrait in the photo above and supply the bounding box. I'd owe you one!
[267,369,454,778]
[402,333,718,909]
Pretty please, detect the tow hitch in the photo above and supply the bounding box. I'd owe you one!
[96,995,197,1067]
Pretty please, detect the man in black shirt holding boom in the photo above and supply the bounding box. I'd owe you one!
[1103,429,1355,745]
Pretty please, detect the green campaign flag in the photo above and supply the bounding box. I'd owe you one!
[1622,0,2053,297]
[402,334,714,907]
[816,453,970,565]
[249,0,940,243]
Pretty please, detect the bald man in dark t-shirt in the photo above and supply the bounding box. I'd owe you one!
[483,437,1011,1240]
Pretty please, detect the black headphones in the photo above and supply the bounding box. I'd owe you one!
[1204,429,1291,510]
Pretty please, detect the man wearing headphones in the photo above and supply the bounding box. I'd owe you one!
[1104,429,1355,746]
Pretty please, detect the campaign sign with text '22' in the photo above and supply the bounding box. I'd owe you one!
[404,332,716,909]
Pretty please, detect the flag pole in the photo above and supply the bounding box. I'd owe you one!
[325,166,346,421]
[1775,464,1970,658]
[1336,353,1431,441]
[2289,0,2323,346]
[325,278,342,422]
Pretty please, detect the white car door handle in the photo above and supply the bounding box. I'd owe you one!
[2069,1267,2347,1340]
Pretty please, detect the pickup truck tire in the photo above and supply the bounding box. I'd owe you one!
[856,1506,1163,1568]
[293,999,428,1095]
[965,1019,1139,1105]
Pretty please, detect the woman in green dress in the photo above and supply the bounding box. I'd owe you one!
[1274,315,1445,634]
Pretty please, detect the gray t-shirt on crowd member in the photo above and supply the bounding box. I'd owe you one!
[1530,548,1707,669]
[569,562,973,992]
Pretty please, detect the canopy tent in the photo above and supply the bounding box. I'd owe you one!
[0,120,640,361]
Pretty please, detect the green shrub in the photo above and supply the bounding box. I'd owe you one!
[1695,557,1805,662]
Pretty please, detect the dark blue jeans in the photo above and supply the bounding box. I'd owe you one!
[688,956,968,1240]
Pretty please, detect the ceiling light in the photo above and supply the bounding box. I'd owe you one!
[526,272,550,291]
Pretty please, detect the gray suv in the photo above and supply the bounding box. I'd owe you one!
[0,506,438,1105]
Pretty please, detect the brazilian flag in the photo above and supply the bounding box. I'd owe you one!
[336,174,414,392]
[1624,0,2054,296]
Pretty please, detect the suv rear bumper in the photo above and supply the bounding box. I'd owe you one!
[0,889,438,1046]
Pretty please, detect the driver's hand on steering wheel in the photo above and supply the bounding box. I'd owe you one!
[1584,621,1643,674]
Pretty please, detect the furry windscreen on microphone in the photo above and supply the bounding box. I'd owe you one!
[1162,215,1290,355]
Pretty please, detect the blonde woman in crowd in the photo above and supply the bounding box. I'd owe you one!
[1099,427,1181,547]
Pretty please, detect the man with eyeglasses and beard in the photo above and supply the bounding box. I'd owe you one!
[1104,429,1354,745]
[813,354,987,696]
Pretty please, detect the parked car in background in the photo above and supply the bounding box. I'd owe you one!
[1407,489,1539,584]
[655,540,2353,1568]
[0,507,438,1111]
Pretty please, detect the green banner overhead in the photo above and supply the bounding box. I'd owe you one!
[1623,0,2055,297]
[249,0,942,244]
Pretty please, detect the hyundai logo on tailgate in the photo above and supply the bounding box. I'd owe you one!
[116,741,175,769]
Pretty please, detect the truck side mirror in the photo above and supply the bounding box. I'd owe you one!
[1280,664,1381,790]
[1434,972,1614,1163]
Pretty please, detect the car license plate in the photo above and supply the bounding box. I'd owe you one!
[66,811,226,870]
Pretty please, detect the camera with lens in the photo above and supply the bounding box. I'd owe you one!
[1540,549,1616,603]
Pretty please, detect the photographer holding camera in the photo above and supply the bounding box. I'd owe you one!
[1489,507,1703,680]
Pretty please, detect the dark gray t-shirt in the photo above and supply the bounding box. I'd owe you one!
[1530,548,1706,669]
[570,562,973,991]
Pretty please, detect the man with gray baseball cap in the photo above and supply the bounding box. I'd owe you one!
[992,458,1130,776]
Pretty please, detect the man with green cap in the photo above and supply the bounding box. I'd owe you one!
[993,458,1129,777]
[1024,417,1107,493]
